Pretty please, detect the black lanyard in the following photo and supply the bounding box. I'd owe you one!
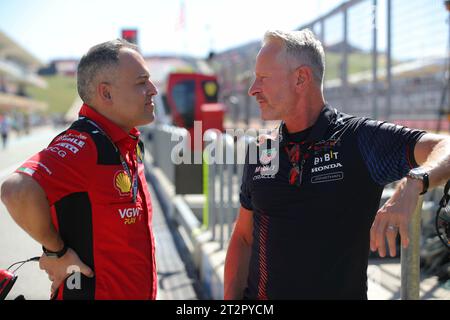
[83,118,139,203]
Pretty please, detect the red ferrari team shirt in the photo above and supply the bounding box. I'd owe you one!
[16,104,156,300]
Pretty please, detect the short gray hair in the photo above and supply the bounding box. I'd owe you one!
[77,39,139,104]
[263,29,325,85]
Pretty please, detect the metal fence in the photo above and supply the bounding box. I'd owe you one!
[202,131,250,249]
[211,0,450,131]
[148,124,249,249]
[150,124,187,182]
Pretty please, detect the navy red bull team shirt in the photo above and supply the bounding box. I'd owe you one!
[16,104,156,300]
[240,104,426,299]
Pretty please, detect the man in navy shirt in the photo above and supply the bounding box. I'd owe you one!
[224,29,450,299]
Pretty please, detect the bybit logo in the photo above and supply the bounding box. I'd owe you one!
[314,151,339,165]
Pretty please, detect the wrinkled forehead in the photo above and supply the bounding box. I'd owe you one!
[258,41,285,60]
[255,41,290,71]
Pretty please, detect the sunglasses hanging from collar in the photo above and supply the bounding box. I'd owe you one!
[284,141,313,187]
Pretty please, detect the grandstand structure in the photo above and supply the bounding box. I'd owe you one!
[0,30,47,112]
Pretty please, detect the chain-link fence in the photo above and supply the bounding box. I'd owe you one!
[211,0,450,132]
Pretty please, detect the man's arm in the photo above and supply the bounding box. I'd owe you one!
[370,133,450,257]
[1,173,94,294]
[224,206,253,300]
[1,173,64,251]
[413,133,450,188]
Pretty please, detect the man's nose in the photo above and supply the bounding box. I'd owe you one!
[248,79,259,97]
[148,80,158,95]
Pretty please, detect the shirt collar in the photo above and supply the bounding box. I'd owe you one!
[279,104,336,146]
[78,104,140,143]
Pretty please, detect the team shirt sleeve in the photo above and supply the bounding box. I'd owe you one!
[356,119,426,186]
[15,130,97,206]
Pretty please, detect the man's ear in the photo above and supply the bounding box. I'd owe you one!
[98,82,112,103]
[295,66,313,89]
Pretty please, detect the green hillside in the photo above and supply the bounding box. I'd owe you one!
[325,52,389,81]
[27,75,78,114]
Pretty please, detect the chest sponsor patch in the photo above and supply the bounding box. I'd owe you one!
[311,171,344,184]
[114,170,131,196]
[253,165,277,180]
[311,162,343,173]
[118,207,142,225]
[260,148,277,165]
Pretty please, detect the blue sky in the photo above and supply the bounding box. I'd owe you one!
[0,0,446,64]
[0,0,342,63]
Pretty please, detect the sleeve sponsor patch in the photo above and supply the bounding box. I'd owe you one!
[47,133,88,157]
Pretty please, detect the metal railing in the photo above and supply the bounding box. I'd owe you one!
[203,131,248,250]
[151,124,188,182]
[148,125,249,250]
[401,196,424,300]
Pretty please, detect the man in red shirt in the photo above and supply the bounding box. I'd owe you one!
[1,39,158,299]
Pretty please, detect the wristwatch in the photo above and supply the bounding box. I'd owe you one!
[42,244,68,258]
[407,167,429,195]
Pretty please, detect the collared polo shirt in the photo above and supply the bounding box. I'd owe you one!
[240,104,425,299]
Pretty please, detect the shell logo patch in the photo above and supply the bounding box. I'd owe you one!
[114,171,131,195]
